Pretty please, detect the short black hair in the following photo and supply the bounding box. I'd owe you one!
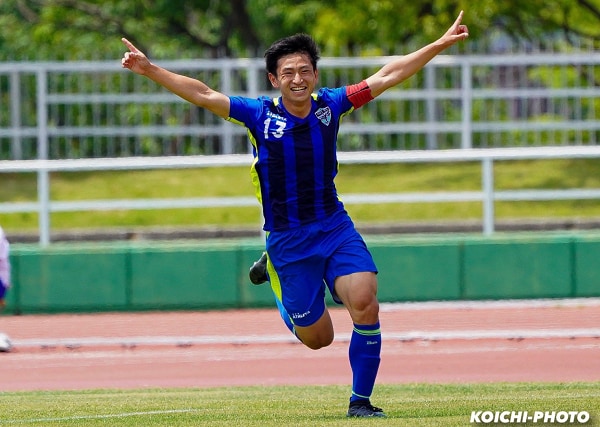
[264,33,320,76]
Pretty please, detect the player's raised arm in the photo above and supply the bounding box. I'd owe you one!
[121,38,230,119]
[365,10,469,99]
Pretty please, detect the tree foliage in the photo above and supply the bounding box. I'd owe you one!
[0,0,599,61]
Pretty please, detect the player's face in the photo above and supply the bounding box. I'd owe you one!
[269,53,318,107]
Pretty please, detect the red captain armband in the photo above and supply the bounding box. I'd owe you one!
[346,80,374,109]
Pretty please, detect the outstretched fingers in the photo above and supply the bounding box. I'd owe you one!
[121,37,140,53]
[448,10,469,40]
[453,10,465,28]
[120,37,146,70]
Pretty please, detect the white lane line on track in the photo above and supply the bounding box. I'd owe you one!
[3,341,599,369]
[380,297,600,311]
[1,409,202,425]
[9,328,600,349]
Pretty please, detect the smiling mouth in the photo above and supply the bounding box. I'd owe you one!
[291,87,306,92]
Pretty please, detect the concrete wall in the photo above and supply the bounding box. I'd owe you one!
[4,233,599,314]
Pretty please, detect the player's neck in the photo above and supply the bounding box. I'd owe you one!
[281,97,312,119]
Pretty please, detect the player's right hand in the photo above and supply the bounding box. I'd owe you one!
[121,38,151,75]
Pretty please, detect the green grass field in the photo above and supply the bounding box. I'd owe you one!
[1,158,600,233]
[2,159,599,426]
[1,383,599,426]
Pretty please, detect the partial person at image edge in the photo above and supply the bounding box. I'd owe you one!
[0,225,13,352]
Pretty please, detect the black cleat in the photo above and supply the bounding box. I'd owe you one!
[347,400,386,418]
[249,252,268,285]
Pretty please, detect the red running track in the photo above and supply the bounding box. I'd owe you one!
[1,299,599,391]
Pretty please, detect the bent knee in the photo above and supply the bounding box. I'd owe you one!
[348,296,380,324]
[302,334,334,350]
[295,319,335,350]
[349,291,379,312]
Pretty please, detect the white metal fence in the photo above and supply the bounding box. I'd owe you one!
[2,52,600,160]
[2,146,600,245]
[2,52,600,244]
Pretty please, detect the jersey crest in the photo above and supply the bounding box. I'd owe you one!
[315,106,332,126]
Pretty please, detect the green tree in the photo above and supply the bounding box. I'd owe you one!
[304,0,600,54]
[0,0,262,60]
[1,0,599,61]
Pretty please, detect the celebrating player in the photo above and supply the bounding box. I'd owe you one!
[121,12,468,417]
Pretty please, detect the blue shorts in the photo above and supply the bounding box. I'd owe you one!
[265,210,378,327]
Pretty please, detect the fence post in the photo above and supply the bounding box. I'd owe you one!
[36,68,50,246]
[482,157,495,235]
[461,61,472,149]
[246,59,260,154]
[425,65,437,150]
[10,71,22,160]
[220,60,234,154]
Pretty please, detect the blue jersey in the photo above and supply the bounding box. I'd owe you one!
[227,87,355,231]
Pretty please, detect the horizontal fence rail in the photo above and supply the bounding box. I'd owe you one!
[2,51,600,244]
[2,52,600,160]
[2,146,600,245]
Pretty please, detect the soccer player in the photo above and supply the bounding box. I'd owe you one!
[0,225,13,352]
[121,12,468,417]
[0,226,10,309]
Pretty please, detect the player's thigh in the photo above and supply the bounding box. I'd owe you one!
[267,228,328,327]
[334,272,379,324]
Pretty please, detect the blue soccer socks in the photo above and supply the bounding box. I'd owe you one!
[348,321,382,403]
